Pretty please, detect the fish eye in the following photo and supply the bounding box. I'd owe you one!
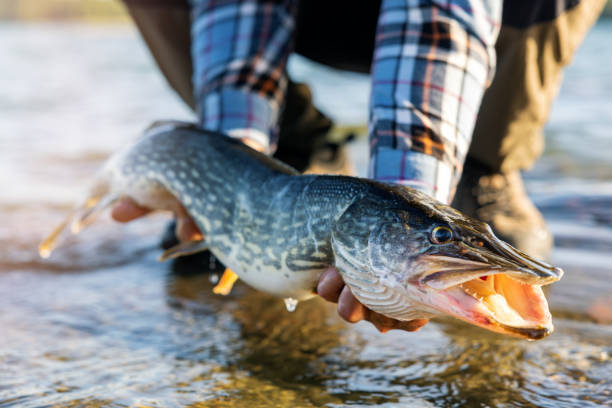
[430,226,453,244]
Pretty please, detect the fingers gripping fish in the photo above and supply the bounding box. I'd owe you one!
[40,122,563,340]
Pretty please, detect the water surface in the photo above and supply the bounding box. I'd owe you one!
[1,21,611,407]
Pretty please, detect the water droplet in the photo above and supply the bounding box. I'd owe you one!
[209,274,219,284]
[283,297,298,312]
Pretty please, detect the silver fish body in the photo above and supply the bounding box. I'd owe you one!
[41,122,563,339]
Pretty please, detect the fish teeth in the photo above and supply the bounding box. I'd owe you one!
[462,285,480,300]
[460,282,527,325]
[461,284,488,303]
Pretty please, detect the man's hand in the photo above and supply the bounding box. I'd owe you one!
[112,197,428,333]
[112,198,202,242]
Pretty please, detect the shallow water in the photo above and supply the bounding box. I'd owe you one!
[1,21,611,407]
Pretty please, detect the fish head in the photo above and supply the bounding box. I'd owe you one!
[331,186,563,340]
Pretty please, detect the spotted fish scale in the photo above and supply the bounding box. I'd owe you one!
[110,123,367,300]
[40,121,564,338]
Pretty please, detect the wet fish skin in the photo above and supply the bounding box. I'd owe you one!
[41,122,563,338]
[95,122,368,300]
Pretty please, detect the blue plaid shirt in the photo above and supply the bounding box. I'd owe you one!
[190,0,501,203]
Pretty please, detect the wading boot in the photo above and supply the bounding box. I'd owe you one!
[274,81,356,177]
[452,157,553,261]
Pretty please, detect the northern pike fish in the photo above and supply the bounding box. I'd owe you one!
[40,122,563,340]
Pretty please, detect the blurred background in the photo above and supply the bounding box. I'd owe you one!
[0,0,611,21]
[0,0,127,21]
[0,1,611,407]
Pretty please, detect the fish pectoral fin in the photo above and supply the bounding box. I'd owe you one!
[38,191,117,259]
[70,194,119,234]
[39,214,72,258]
[213,268,239,296]
[158,239,209,261]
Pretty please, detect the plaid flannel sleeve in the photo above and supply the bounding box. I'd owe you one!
[189,0,297,153]
[369,0,501,204]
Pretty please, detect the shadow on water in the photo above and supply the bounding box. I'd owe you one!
[166,256,353,406]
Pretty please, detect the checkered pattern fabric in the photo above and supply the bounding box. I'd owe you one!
[369,0,501,203]
[189,0,297,153]
[189,0,501,203]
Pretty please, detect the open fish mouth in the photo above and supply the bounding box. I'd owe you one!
[418,255,563,340]
[436,273,552,339]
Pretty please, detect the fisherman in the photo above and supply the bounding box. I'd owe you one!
[113,0,604,332]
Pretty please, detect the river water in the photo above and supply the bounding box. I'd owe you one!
[0,21,611,407]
